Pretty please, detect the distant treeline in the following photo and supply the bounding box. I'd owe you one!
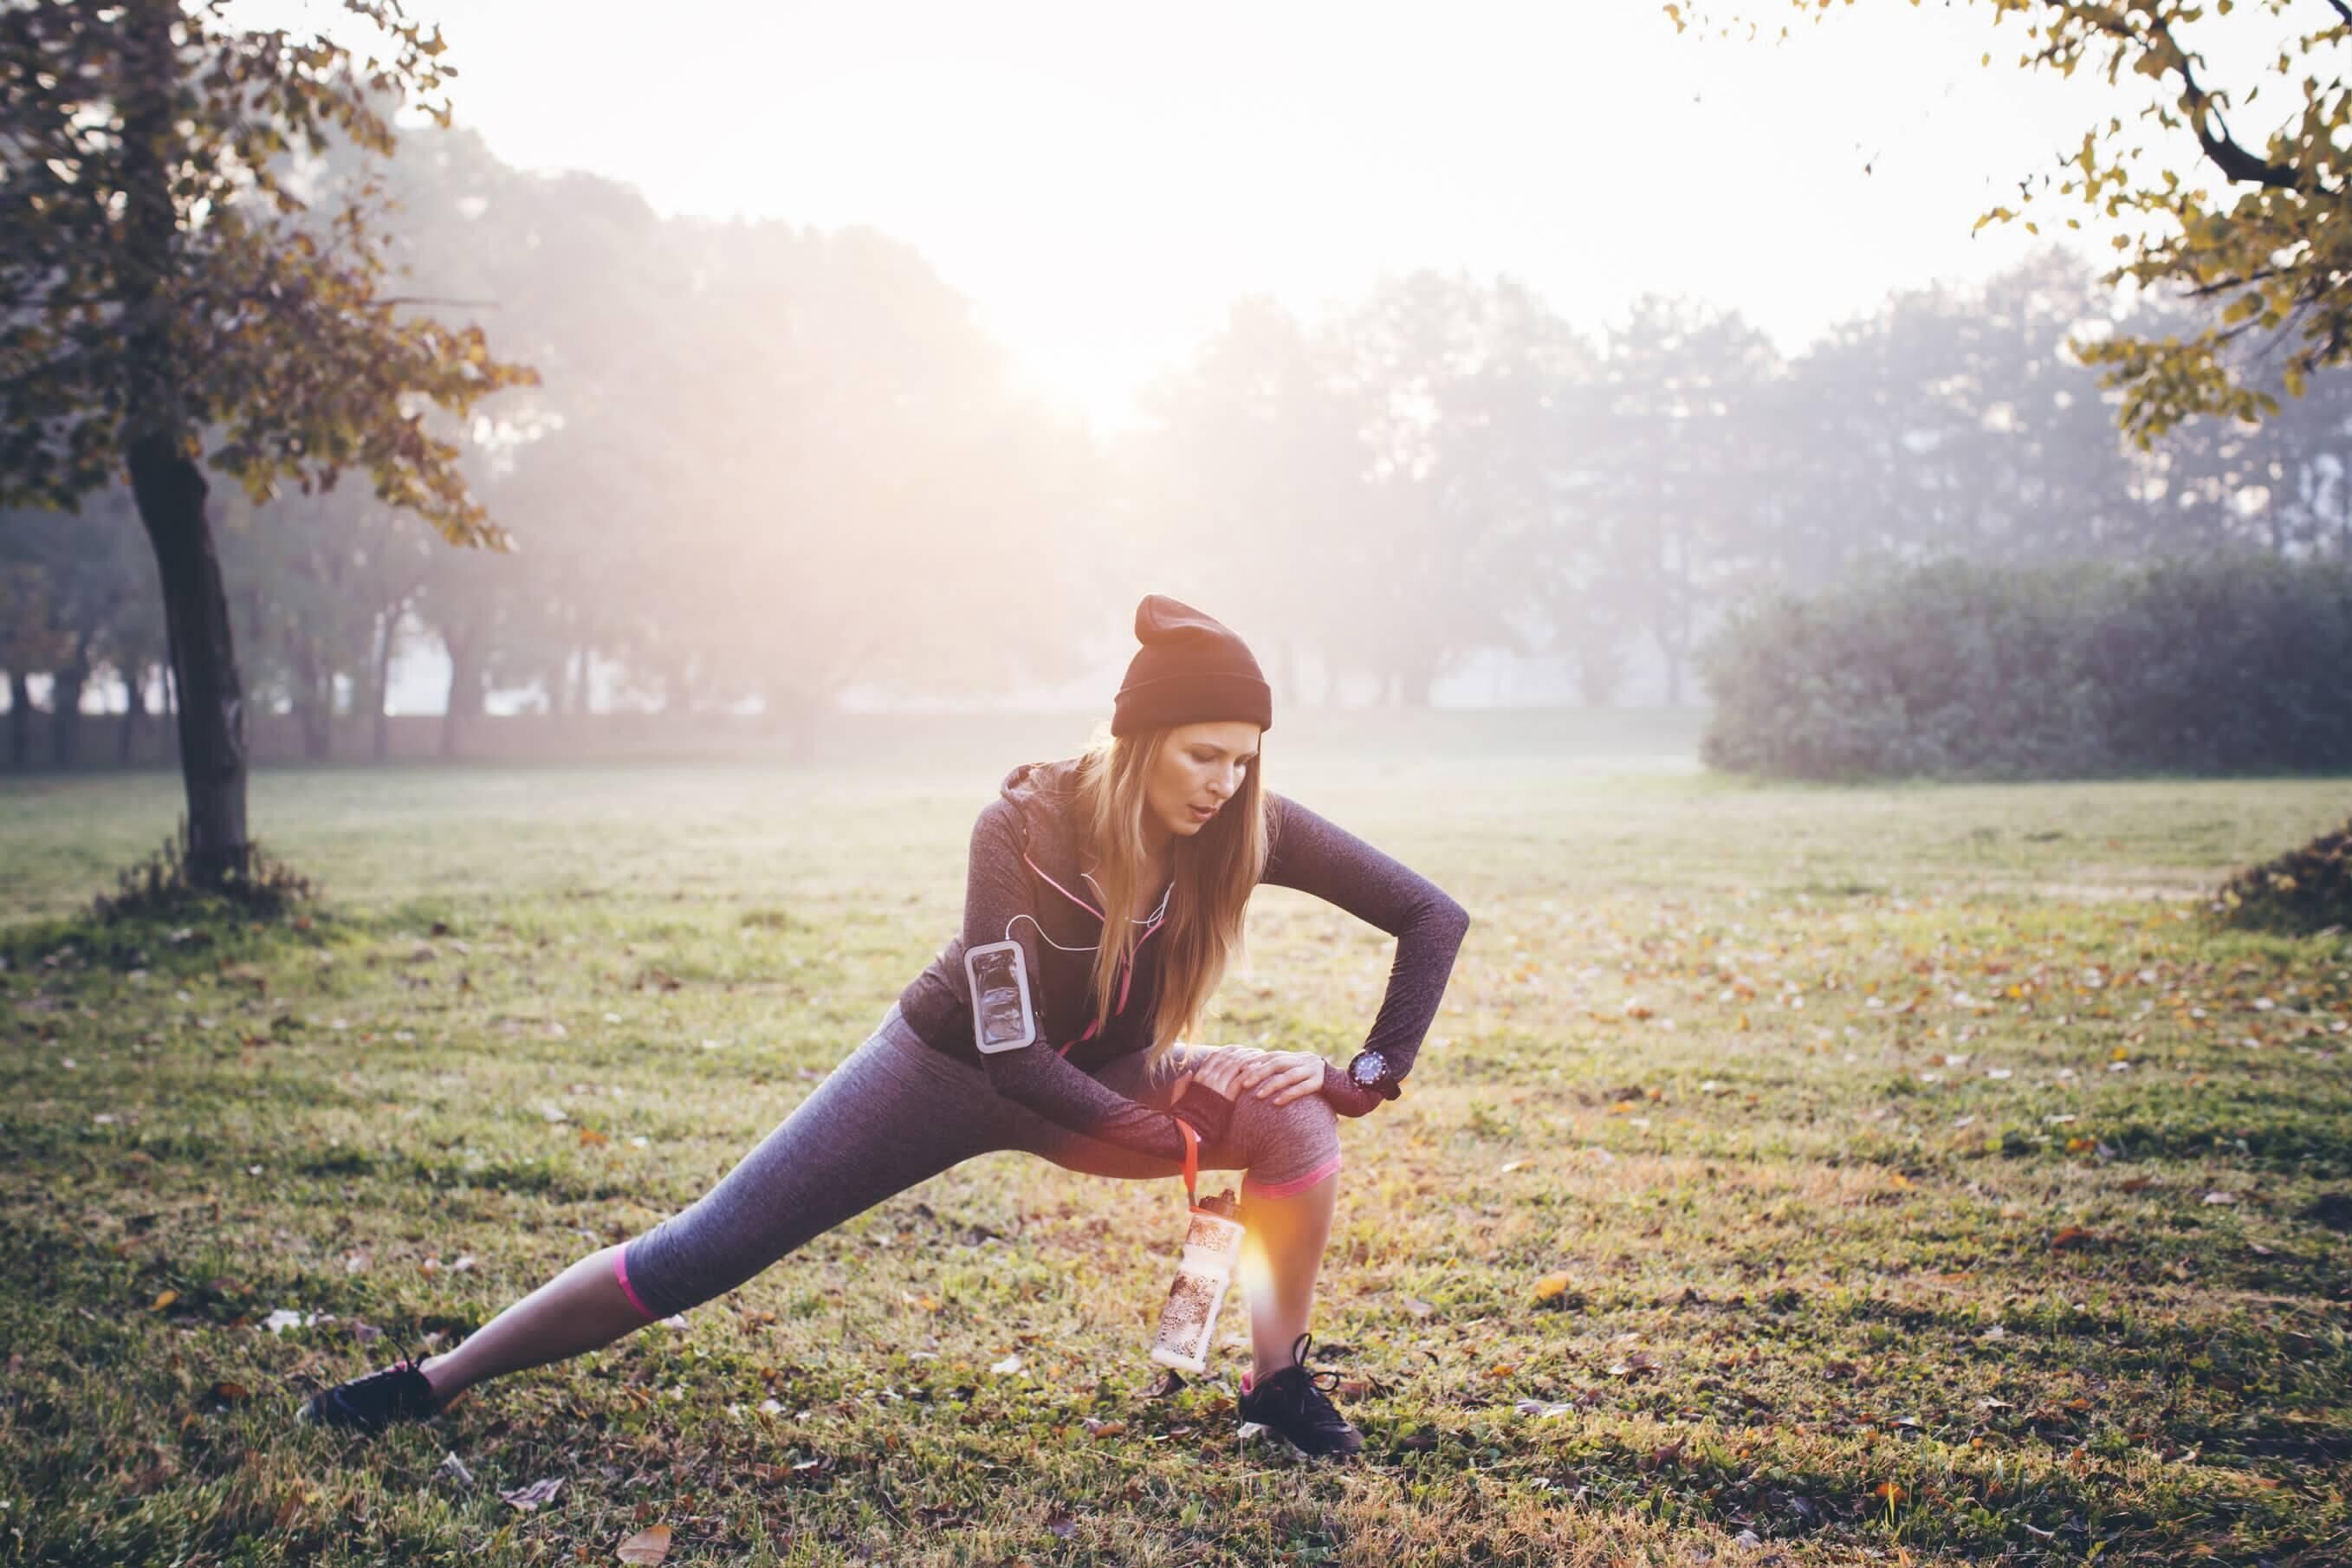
[5,120,2350,769]
[1701,556,2352,781]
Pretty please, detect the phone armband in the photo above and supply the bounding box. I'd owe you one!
[962,940,1040,1053]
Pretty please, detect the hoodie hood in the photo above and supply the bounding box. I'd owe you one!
[999,755,1096,914]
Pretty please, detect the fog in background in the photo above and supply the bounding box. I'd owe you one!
[6,1,2348,768]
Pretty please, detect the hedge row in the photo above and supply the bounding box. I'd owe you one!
[1699,556,2352,781]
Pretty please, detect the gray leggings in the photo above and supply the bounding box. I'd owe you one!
[614,1006,1344,1321]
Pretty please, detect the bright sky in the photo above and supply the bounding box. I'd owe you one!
[317,0,2179,425]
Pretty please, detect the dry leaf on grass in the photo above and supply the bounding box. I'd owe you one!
[615,1524,672,1565]
[500,1476,564,1513]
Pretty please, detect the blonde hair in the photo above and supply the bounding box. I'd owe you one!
[1073,725,1269,1071]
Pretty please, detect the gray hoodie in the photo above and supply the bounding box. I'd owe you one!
[892,756,1471,1161]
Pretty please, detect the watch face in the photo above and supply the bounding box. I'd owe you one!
[1351,1051,1389,1087]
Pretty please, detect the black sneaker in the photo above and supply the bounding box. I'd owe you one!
[1237,1332,1363,1458]
[299,1342,442,1435]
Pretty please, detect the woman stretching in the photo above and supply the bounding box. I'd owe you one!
[301,596,1470,1459]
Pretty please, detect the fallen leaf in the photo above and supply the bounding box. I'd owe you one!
[2050,1227,2096,1251]
[500,1476,564,1513]
[1045,1512,1077,1539]
[1080,1418,1126,1438]
[578,1127,608,1148]
[989,1354,1022,1375]
[212,1381,250,1402]
[1532,1273,1572,1303]
[151,1289,178,1312]
[1403,1297,1435,1319]
[2203,1190,2241,1206]
[437,1451,476,1487]
[615,1524,672,1565]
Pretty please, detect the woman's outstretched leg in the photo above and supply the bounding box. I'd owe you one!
[300,1011,994,1433]
[418,1243,645,1404]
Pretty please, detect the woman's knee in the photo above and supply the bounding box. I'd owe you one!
[1226,1089,1341,1195]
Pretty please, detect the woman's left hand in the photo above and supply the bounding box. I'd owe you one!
[1216,1046,1333,1107]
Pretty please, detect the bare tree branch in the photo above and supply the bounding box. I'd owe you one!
[2153,10,2319,193]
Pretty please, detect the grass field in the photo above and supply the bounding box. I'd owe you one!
[3,732,2349,1566]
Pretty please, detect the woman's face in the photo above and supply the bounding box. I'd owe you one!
[1144,721,1261,844]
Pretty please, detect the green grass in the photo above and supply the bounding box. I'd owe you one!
[2,738,2349,1566]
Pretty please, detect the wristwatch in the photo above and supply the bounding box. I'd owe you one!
[1344,1048,1403,1102]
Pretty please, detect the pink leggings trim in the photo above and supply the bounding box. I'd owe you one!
[1241,1152,1342,1201]
[612,1246,658,1322]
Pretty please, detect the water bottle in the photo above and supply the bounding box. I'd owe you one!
[1150,1189,1245,1373]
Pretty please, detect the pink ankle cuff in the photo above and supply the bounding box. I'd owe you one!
[1241,1153,1342,1201]
[612,1247,658,1323]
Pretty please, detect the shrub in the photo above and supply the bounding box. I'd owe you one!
[1701,555,2352,781]
[2214,818,2352,936]
[90,821,318,925]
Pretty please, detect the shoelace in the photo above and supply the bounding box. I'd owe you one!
[388,1331,440,1410]
[1264,1332,1344,1424]
[333,1332,432,1413]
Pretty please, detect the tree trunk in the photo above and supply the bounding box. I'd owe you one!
[288,636,331,762]
[159,659,180,764]
[120,664,148,767]
[366,602,401,763]
[557,645,584,720]
[770,688,819,765]
[121,0,248,884]
[131,437,249,879]
[8,672,36,771]
[51,641,88,770]
[442,631,480,760]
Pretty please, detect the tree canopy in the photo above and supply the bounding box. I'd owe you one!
[1670,0,2350,443]
[1,0,535,535]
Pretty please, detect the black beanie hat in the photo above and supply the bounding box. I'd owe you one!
[1111,594,1273,737]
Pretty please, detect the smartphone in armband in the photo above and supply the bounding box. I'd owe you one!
[962,940,1040,1053]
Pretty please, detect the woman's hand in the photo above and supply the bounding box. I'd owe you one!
[1177,1046,1332,1107]
[1173,1048,1254,1102]
[1231,1047,1332,1107]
